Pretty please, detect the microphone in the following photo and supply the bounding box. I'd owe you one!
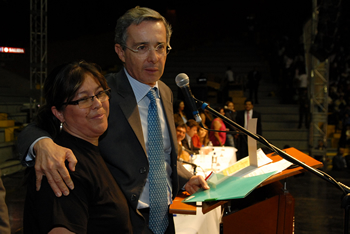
[175,73,202,123]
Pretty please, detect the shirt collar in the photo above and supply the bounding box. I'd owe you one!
[246,109,253,115]
[124,68,159,103]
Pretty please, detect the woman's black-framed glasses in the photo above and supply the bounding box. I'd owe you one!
[62,88,111,109]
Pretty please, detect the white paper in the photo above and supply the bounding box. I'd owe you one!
[243,159,293,178]
[247,118,258,167]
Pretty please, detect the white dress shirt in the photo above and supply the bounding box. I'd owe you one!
[124,68,173,209]
[244,110,253,129]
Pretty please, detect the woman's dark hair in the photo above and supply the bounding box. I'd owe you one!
[35,60,109,139]
[173,99,184,113]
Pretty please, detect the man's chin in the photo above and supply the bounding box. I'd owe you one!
[143,73,163,84]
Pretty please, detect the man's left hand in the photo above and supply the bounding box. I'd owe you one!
[185,175,210,194]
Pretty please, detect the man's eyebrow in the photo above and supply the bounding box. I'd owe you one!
[133,42,149,46]
[133,42,166,46]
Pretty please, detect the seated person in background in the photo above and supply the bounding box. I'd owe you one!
[173,100,187,125]
[23,61,132,233]
[193,126,209,148]
[199,108,213,129]
[182,119,200,154]
[176,122,187,146]
[176,122,190,161]
[177,143,191,163]
[209,107,227,146]
[192,132,201,149]
[199,126,210,147]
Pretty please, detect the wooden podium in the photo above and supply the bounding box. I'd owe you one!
[170,147,323,233]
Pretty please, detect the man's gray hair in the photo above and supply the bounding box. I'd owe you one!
[114,6,172,49]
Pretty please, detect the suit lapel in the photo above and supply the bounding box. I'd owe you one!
[114,71,147,154]
[159,82,174,133]
[112,71,177,163]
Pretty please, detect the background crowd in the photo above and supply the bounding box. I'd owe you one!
[174,97,262,162]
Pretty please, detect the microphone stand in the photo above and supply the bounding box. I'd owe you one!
[178,158,198,175]
[194,97,350,234]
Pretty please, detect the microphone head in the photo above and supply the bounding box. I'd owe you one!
[175,73,189,87]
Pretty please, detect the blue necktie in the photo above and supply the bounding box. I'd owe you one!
[146,88,169,234]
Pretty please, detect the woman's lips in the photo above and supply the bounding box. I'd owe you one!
[91,113,105,120]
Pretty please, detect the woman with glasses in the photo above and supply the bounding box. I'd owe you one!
[23,61,132,233]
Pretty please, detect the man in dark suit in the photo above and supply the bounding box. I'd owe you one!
[235,99,262,160]
[18,6,208,234]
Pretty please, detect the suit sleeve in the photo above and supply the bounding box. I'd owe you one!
[177,162,193,191]
[17,122,51,166]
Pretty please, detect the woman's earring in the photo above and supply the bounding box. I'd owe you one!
[60,122,63,131]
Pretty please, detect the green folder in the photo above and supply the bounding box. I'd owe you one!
[182,171,276,203]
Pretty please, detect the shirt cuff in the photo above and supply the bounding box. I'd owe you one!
[24,136,51,164]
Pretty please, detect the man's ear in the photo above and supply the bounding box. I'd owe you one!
[51,106,65,123]
[115,44,126,63]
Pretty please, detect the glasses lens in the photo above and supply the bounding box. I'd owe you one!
[78,98,92,109]
[97,91,109,102]
[155,44,166,54]
[77,91,109,109]
[136,45,148,54]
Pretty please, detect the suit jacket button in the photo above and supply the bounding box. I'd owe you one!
[130,194,137,201]
[139,167,147,174]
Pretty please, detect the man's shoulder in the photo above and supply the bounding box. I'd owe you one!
[158,80,173,98]
[158,79,170,89]
[105,70,124,82]
[253,109,261,114]
[253,109,261,117]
